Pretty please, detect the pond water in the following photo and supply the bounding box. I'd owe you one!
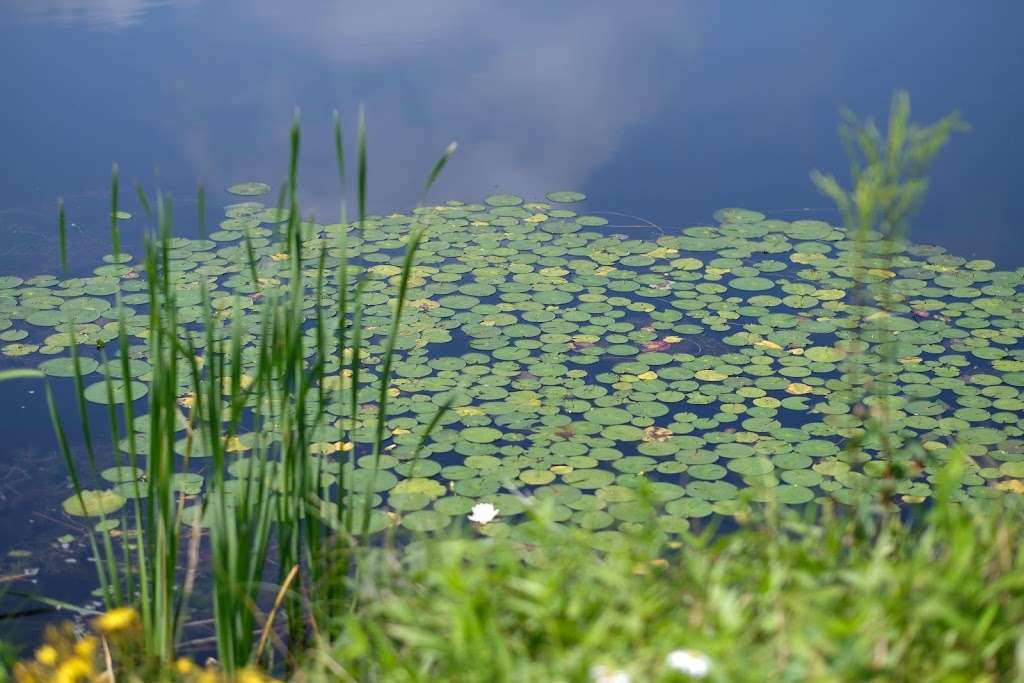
[0,0,1022,651]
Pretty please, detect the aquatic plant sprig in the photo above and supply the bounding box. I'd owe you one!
[812,91,966,469]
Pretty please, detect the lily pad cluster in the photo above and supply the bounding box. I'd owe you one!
[3,188,1023,533]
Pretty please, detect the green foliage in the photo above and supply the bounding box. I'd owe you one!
[811,90,967,244]
[311,462,1024,682]
[811,91,968,464]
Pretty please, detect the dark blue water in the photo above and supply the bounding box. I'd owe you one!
[0,0,1022,652]
[2,1,1022,266]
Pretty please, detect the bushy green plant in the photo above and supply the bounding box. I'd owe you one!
[305,458,1024,682]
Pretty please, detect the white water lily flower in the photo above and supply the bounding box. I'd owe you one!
[467,502,499,525]
[666,649,712,678]
[589,665,631,683]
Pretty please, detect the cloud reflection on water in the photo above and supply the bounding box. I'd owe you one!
[2,0,167,28]
[164,1,702,217]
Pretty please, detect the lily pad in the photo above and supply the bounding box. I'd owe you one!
[546,191,586,203]
[227,182,272,197]
[62,490,126,517]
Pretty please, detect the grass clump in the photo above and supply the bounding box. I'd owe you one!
[306,468,1024,682]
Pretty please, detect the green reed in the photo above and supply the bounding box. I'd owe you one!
[33,113,456,675]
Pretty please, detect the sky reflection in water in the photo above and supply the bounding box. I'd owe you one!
[0,1,1021,259]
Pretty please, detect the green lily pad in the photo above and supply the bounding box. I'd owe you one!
[459,427,503,444]
[546,191,586,203]
[227,182,272,196]
[39,357,100,377]
[62,490,126,517]
[83,380,149,404]
[100,466,144,483]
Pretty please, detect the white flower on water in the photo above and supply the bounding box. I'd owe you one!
[590,665,631,683]
[666,649,712,678]
[467,502,499,525]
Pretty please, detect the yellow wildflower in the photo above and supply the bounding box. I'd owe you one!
[54,657,93,683]
[174,658,197,675]
[34,645,58,666]
[238,667,281,683]
[73,637,97,660]
[270,252,290,261]
[93,606,138,634]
